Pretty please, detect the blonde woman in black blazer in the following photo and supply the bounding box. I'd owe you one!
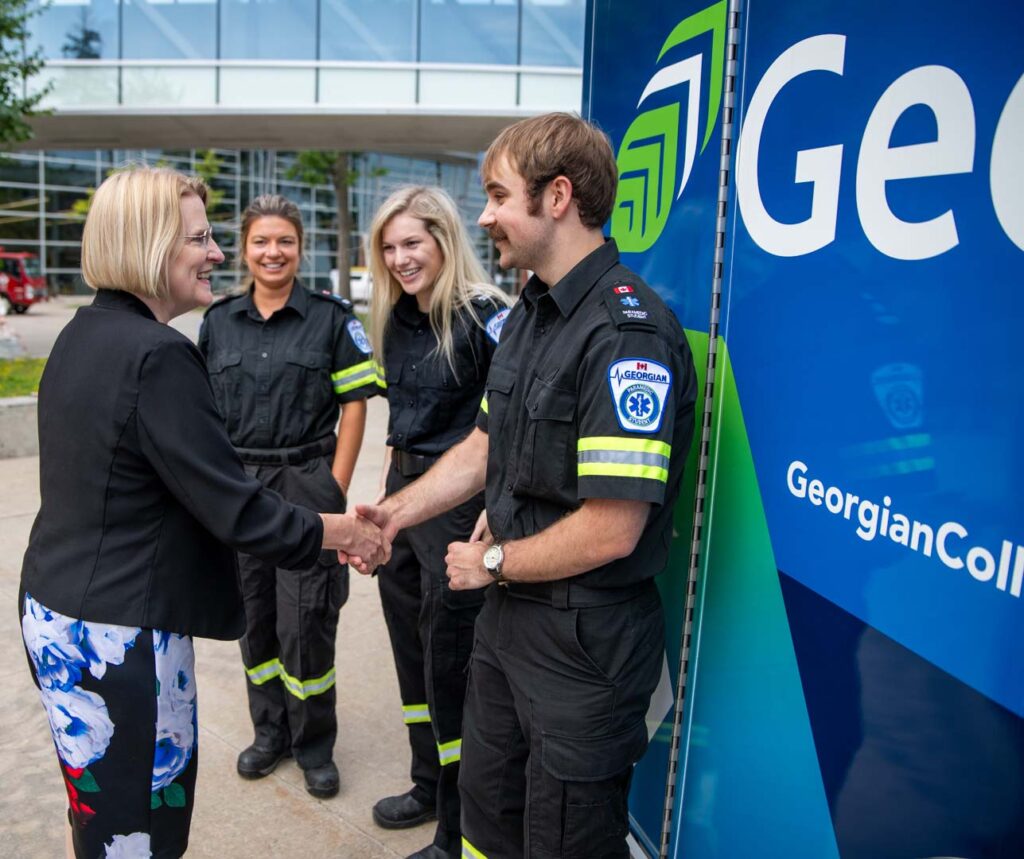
[18,167,387,859]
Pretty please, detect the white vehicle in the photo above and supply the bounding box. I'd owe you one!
[329,266,372,306]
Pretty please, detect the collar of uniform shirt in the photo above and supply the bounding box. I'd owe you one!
[393,291,428,327]
[521,238,620,318]
[232,277,310,320]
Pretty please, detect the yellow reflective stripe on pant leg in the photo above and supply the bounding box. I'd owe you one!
[462,836,487,859]
[437,738,461,766]
[246,658,282,685]
[403,703,431,725]
[278,665,336,701]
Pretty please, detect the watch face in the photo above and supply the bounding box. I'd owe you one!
[484,545,503,570]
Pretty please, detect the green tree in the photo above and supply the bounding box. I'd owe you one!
[0,0,50,147]
[285,151,385,300]
[194,149,226,216]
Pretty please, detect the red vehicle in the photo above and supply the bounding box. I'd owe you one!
[0,247,48,314]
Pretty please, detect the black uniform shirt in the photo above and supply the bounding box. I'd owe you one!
[198,281,377,449]
[380,292,508,456]
[20,289,323,640]
[476,239,697,589]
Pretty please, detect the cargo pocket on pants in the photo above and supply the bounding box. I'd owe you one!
[540,719,649,858]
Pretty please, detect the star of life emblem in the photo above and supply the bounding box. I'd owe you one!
[607,358,672,433]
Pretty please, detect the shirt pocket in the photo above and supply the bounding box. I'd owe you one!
[206,350,243,422]
[484,362,517,437]
[284,348,333,420]
[519,377,577,500]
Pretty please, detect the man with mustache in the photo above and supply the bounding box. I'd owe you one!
[356,112,697,859]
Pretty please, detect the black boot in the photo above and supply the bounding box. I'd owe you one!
[372,789,436,829]
[236,744,291,779]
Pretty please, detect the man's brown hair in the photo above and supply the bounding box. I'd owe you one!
[482,112,618,229]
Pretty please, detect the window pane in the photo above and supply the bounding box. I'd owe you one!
[320,0,415,61]
[220,0,316,60]
[520,0,583,67]
[122,0,217,60]
[31,0,119,59]
[420,0,518,66]
[0,213,40,242]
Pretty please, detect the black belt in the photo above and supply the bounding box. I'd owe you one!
[234,434,336,466]
[394,449,440,477]
[503,577,654,609]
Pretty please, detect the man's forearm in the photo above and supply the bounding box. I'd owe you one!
[385,427,488,531]
[445,497,651,590]
[500,498,649,583]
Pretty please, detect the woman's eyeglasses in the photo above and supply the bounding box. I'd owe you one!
[183,227,213,248]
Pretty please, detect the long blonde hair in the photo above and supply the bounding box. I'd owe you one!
[82,167,207,299]
[368,186,511,373]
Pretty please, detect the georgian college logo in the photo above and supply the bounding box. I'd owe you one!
[611,1,727,253]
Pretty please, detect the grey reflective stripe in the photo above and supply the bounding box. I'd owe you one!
[577,449,670,469]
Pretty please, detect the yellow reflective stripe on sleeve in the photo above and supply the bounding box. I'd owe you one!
[245,658,282,686]
[462,837,488,859]
[332,360,376,394]
[403,704,431,725]
[279,665,336,700]
[437,738,461,766]
[480,394,489,415]
[374,361,387,389]
[576,436,671,483]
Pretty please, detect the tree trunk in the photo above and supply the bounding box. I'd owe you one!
[331,154,353,301]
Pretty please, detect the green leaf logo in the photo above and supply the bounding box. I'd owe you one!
[612,0,728,252]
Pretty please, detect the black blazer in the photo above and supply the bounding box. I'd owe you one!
[20,289,323,640]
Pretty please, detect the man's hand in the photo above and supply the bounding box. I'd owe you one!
[445,541,492,590]
[340,503,398,574]
[321,512,390,572]
[469,510,492,544]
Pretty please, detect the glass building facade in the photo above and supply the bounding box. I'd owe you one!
[5,0,585,295]
[0,148,496,296]
[31,0,583,66]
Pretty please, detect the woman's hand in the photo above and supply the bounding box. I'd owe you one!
[320,512,390,571]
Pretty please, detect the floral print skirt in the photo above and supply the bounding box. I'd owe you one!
[20,592,198,859]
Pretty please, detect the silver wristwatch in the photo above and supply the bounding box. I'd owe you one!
[482,543,505,583]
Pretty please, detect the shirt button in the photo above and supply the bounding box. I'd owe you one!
[407,399,414,407]
[505,483,512,491]
[415,330,423,336]
[261,352,268,358]
[410,364,417,371]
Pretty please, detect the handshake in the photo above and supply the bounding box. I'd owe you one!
[319,507,394,574]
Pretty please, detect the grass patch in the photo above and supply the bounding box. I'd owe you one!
[0,358,46,398]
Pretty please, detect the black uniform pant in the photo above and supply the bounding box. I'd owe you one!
[237,456,349,770]
[377,462,484,849]
[459,580,665,859]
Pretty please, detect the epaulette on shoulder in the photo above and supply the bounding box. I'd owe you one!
[311,290,354,311]
[600,279,657,331]
[203,291,243,317]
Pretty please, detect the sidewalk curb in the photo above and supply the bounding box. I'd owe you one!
[0,396,37,459]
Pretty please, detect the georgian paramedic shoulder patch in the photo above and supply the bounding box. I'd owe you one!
[485,308,510,344]
[347,318,373,355]
[607,358,673,433]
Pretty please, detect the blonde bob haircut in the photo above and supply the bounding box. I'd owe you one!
[81,167,208,299]
[368,185,510,375]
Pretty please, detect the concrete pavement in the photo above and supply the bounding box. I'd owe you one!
[0,383,440,857]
